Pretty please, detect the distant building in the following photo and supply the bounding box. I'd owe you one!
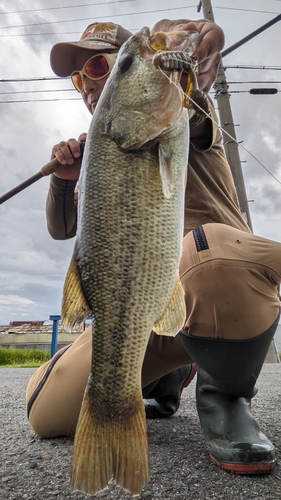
[9,321,44,327]
[0,320,87,335]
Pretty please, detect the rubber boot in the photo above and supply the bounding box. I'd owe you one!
[143,364,196,418]
[179,316,279,474]
[142,379,160,399]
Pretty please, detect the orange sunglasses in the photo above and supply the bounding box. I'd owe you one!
[71,53,117,92]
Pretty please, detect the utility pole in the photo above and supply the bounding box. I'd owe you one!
[197,0,252,229]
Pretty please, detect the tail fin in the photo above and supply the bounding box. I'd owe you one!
[71,388,149,496]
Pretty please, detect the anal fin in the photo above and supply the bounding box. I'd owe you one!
[153,278,186,336]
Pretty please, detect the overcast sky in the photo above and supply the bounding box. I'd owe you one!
[0,0,280,325]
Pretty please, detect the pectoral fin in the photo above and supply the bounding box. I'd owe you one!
[158,143,174,199]
[61,255,91,330]
[153,278,186,336]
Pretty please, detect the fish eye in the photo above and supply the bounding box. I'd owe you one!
[118,53,134,74]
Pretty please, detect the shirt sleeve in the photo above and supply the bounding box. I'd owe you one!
[45,174,78,240]
[189,96,219,152]
[185,97,251,235]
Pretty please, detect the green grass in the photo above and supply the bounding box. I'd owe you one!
[0,347,50,368]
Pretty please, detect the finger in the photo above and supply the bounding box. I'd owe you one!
[53,160,82,181]
[67,138,82,158]
[176,21,200,33]
[78,132,87,143]
[192,24,225,63]
[151,19,197,35]
[53,141,75,165]
[197,53,222,92]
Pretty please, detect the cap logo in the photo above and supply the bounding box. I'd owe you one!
[81,22,117,42]
[82,40,112,47]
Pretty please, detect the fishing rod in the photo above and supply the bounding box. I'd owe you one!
[0,143,85,205]
[0,157,62,205]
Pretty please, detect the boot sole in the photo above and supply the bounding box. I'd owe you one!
[209,453,276,475]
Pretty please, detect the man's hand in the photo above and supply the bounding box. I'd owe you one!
[51,133,87,180]
[151,19,225,92]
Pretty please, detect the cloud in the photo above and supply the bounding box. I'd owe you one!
[0,295,35,306]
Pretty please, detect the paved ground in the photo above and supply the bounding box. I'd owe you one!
[1,364,281,500]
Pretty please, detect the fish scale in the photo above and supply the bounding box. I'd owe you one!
[61,25,202,497]
[79,140,182,406]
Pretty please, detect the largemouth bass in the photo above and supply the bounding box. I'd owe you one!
[62,26,201,496]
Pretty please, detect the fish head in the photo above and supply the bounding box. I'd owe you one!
[103,26,199,150]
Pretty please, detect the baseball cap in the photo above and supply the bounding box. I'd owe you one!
[50,22,133,77]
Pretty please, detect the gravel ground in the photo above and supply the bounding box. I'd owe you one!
[1,364,281,500]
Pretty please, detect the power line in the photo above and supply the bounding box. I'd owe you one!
[184,85,281,187]
[0,77,64,83]
[0,31,82,38]
[0,0,133,15]
[1,95,280,188]
[224,65,281,70]
[226,81,281,84]
[0,6,197,31]
[1,8,278,39]
[0,2,279,18]
[1,80,281,91]
[1,88,280,102]
[1,75,280,86]
[227,90,281,94]
[0,98,80,103]
[214,6,280,15]
[0,88,74,95]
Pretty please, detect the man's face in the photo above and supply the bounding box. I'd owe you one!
[74,50,118,115]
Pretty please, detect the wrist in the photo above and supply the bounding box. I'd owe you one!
[50,173,77,188]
